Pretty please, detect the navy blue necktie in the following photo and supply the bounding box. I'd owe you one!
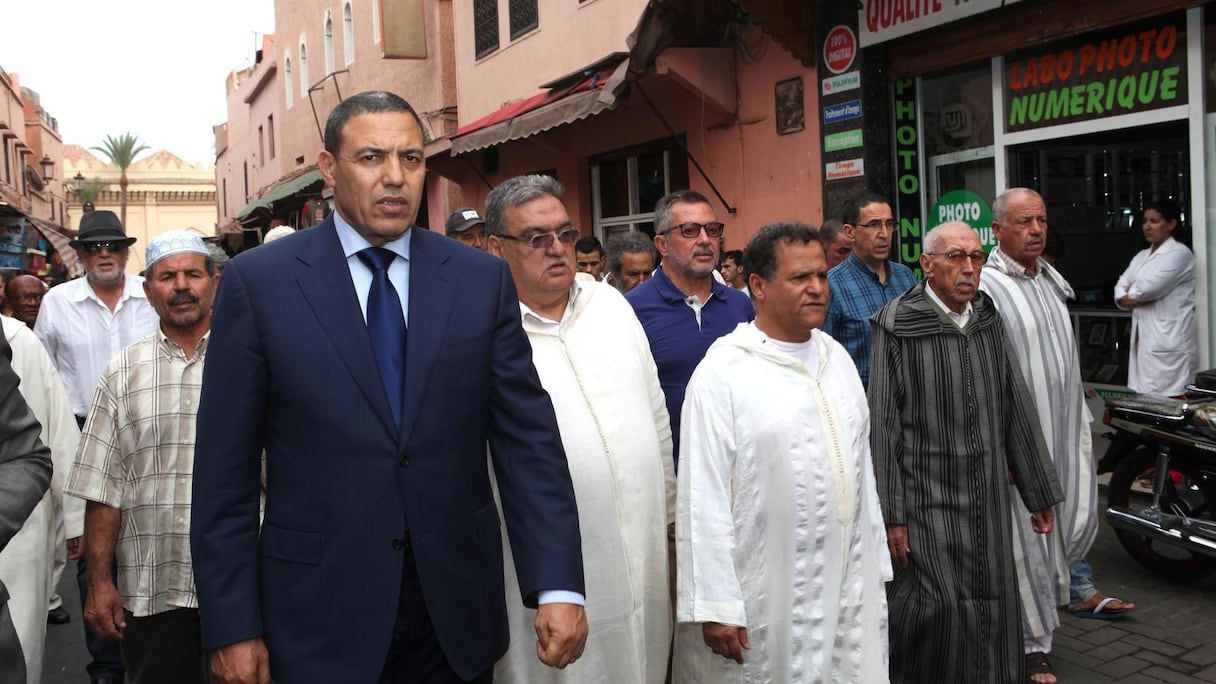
[357,247,406,431]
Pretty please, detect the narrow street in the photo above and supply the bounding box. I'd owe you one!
[41,481,1216,682]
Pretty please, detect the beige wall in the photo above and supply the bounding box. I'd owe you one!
[451,0,648,122]
[65,145,218,273]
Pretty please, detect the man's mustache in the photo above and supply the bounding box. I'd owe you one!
[169,292,200,306]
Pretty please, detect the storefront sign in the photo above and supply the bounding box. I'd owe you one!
[823,99,862,124]
[859,0,1022,47]
[892,78,923,277]
[824,129,864,152]
[1004,19,1186,132]
[826,158,865,181]
[822,71,861,95]
[824,25,858,74]
[929,189,995,250]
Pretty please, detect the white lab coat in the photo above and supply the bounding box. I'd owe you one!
[1115,236,1199,395]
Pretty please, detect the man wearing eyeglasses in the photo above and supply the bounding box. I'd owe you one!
[35,209,157,684]
[486,174,675,684]
[5,275,46,330]
[982,188,1121,684]
[870,222,1062,683]
[626,190,753,467]
[822,193,916,386]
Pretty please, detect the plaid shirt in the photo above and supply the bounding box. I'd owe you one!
[65,330,208,617]
[822,253,917,385]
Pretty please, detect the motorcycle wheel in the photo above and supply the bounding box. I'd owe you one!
[1107,447,1216,580]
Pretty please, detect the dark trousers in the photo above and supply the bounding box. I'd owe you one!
[122,608,209,684]
[76,550,126,680]
[378,547,491,684]
[75,414,125,681]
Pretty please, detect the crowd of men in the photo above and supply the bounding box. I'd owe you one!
[0,90,1134,684]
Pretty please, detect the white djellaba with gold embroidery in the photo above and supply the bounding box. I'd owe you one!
[675,322,892,683]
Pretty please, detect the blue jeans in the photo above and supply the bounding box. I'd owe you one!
[1069,559,1098,608]
[76,557,126,680]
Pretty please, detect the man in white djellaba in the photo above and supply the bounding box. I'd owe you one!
[675,220,891,682]
[486,174,675,683]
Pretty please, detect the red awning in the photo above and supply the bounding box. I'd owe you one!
[24,216,84,278]
[449,71,618,155]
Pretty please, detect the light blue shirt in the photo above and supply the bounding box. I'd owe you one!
[332,213,584,607]
[333,211,411,325]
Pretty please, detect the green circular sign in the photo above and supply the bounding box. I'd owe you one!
[929,189,995,250]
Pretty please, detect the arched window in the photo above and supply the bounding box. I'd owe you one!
[285,57,294,107]
[299,39,309,95]
[324,11,335,75]
[343,3,355,65]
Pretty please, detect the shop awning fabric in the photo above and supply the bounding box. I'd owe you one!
[449,66,624,155]
[24,216,84,278]
[236,168,324,220]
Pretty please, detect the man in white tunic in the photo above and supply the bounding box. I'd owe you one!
[0,315,81,682]
[675,221,891,683]
[486,174,675,684]
[984,188,1131,683]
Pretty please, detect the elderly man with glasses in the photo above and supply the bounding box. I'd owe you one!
[625,190,753,468]
[822,193,917,386]
[35,209,157,684]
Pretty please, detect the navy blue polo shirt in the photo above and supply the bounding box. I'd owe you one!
[626,267,754,467]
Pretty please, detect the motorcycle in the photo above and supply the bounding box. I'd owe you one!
[1101,374,1216,580]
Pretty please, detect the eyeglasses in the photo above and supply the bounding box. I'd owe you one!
[9,293,42,304]
[80,240,129,255]
[497,228,581,250]
[853,219,896,231]
[663,221,725,239]
[925,250,988,266]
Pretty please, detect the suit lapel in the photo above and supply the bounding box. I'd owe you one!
[295,219,399,436]
[401,229,455,445]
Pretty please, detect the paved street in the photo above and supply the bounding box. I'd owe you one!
[41,482,1216,681]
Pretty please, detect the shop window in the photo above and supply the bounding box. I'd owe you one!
[509,0,538,40]
[1008,122,1189,301]
[922,63,996,209]
[343,3,355,65]
[474,0,498,59]
[591,140,689,243]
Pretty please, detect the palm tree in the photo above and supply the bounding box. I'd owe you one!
[76,177,106,205]
[91,133,149,228]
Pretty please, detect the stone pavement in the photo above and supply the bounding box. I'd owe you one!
[1050,483,1216,683]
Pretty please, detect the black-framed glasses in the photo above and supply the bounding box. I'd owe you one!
[80,240,129,255]
[925,250,988,266]
[664,221,725,239]
[853,219,896,231]
[9,293,43,304]
[497,228,581,250]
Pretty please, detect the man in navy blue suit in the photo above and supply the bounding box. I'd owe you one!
[190,91,587,684]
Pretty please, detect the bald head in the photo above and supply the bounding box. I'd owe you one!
[920,222,984,314]
[6,275,47,328]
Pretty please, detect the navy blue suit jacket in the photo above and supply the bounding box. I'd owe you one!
[190,219,583,682]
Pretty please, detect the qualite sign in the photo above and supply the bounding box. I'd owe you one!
[823,100,863,124]
[826,158,865,181]
[822,71,861,95]
[824,129,864,152]
[824,25,858,74]
[859,0,1022,47]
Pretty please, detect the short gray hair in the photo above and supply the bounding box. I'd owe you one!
[992,187,1043,223]
[653,190,713,235]
[484,175,565,236]
[923,221,975,253]
[607,231,657,273]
